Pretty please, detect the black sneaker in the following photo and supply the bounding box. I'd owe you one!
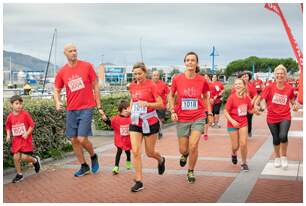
[158,157,165,175]
[179,154,188,167]
[33,156,41,173]
[248,132,252,138]
[231,155,238,165]
[158,133,163,139]
[91,153,100,174]
[241,164,249,172]
[12,173,24,183]
[187,171,195,184]
[74,164,90,177]
[131,180,144,192]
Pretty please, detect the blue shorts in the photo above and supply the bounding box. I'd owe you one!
[66,108,93,138]
[227,127,238,132]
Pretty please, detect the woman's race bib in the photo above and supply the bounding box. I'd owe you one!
[120,125,129,136]
[12,123,26,136]
[237,104,247,116]
[181,98,198,110]
[68,77,85,92]
[272,93,287,105]
[215,85,220,91]
[131,102,147,115]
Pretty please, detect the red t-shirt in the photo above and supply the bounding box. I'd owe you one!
[171,73,210,122]
[110,115,132,151]
[225,93,253,128]
[153,80,169,107]
[264,80,272,88]
[211,81,224,104]
[129,79,160,126]
[55,60,97,111]
[261,83,295,124]
[5,110,35,154]
[253,79,263,91]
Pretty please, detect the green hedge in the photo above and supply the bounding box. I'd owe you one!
[3,99,72,169]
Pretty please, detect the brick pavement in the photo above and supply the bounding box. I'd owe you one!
[3,110,303,203]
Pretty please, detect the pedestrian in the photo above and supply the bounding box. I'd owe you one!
[101,100,132,175]
[5,95,41,183]
[203,73,213,140]
[152,70,170,139]
[211,74,225,128]
[255,64,298,169]
[224,78,256,172]
[169,51,212,183]
[128,62,166,192]
[54,43,103,177]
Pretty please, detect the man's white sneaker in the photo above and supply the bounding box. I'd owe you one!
[274,158,281,168]
[281,156,288,170]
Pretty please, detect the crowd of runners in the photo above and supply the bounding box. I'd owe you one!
[5,43,301,193]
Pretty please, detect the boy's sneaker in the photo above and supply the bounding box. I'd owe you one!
[33,156,41,173]
[74,164,90,177]
[12,173,24,183]
[131,180,144,192]
[158,157,166,175]
[112,166,119,175]
[240,163,249,172]
[274,157,281,168]
[231,155,238,165]
[126,161,132,170]
[179,154,188,167]
[91,153,100,174]
[187,171,195,184]
[281,156,288,170]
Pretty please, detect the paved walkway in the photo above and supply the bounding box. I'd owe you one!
[3,110,303,203]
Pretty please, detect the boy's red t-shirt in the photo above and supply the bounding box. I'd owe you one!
[5,110,35,154]
[110,115,132,151]
[261,83,295,124]
[171,73,210,122]
[211,81,224,104]
[55,60,97,111]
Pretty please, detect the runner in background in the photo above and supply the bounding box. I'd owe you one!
[211,74,225,128]
[252,74,263,95]
[202,74,213,141]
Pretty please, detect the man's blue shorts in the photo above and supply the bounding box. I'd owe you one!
[66,108,93,138]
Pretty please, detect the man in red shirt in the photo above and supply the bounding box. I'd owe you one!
[152,70,170,139]
[253,74,263,94]
[54,43,104,177]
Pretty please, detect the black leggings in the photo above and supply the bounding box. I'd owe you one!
[247,112,253,134]
[268,120,291,145]
[213,103,222,115]
[115,147,131,166]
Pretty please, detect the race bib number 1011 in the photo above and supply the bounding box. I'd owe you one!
[181,98,198,110]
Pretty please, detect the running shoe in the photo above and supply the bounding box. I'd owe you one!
[12,173,24,183]
[33,156,41,173]
[131,180,144,192]
[91,153,100,174]
[158,157,166,175]
[240,164,249,172]
[74,164,90,177]
[180,154,188,167]
[126,161,132,170]
[248,132,252,138]
[187,171,195,183]
[112,166,119,175]
[231,155,238,165]
[274,158,281,168]
[281,156,288,170]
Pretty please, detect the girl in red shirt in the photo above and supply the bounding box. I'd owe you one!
[169,52,212,183]
[128,62,165,192]
[211,74,225,128]
[101,100,132,175]
[255,65,298,170]
[5,95,41,183]
[224,78,255,172]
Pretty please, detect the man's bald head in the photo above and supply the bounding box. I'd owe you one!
[152,70,160,82]
[63,43,78,63]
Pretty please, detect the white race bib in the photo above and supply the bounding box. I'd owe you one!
[272,93,287,105]
[68,77,85,92]
[237,104,247,116]
[12,123,26,136]
[181,98,198,110]
[215,85,220,92]
[256,85,260,88]
[120,125,129,136]
[131,102,147,115]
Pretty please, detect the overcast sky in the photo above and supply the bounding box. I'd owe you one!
[3,3,303,68]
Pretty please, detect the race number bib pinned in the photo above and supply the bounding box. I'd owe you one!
[12,123,26,136]
[131,102,147,115]
[237,104,247,116]
[215,86,220,91]
[68,77,85,92]
[256,85,260,88]
[272,93,287,105]
[181,98,198,110]
[120,125,129,136]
